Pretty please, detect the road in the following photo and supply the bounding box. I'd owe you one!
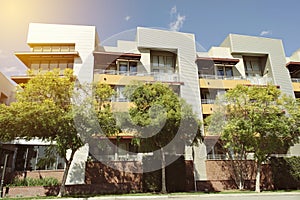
[56,192,300,200]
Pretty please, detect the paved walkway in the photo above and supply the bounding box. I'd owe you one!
[53,192,300,200]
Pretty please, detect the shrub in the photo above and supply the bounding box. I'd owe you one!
[270,156,300,190]
[9,177,59,187]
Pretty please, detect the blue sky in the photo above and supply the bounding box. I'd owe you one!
[0,0,300,77]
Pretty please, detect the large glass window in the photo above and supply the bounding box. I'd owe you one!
[151,51,176,73]
[243,56,263,77]
[117,61,138,75]
[14,145,65,171]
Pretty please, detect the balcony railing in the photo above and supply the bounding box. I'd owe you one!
[201,99,215,104]
[94,69,180,82]
[111,97,129,102]
[91,153,143,162]
[207,154,229,160]
[199,74,245,80]
[291,78,300,83]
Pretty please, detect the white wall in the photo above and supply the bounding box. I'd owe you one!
[221,34,294,97]
[27,23,97,83]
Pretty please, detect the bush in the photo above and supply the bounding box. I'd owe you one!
[9,177,59,187]
[270,156,300,190]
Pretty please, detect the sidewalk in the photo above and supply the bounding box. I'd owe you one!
[51,191,300,200]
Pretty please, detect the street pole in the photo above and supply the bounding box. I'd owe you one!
[0,154,9,198]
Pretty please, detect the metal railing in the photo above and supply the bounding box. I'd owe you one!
[94,69,180,82]
[91,154,142,162]
[201,99,215,104]
[199,74,245,80]
[291,78,300,83]
[207,154,229,160]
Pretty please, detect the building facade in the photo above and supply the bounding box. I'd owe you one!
[1,23,300,186]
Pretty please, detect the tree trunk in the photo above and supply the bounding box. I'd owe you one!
[255,161,261,193]
[57,151,75,197]
[160,148,167,194]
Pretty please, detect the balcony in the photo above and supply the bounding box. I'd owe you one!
[11,74,32,84]
[94,69,181,85]
[199,74,251,89]
[202,104,215,115]
[291,78,300,92]
[91,154,142,162]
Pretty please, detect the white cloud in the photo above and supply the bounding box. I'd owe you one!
[170,5,177,16]
[125,16,131,21]
[169,14,186,31]
[260,30,272,36]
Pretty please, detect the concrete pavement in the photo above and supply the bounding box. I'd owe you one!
[54,192,300,200]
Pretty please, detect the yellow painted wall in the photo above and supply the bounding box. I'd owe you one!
[201,104,215,115]
[292,82,300,92]
[199,78,251,89]
[94,74,154,85]
[111,102,134,112]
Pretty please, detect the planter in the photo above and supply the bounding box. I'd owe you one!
[3,185,58,198]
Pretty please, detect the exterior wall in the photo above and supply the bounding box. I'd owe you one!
[197,161,273,191]
[26,23,98,185]
[95,74,154,85]
[85,161,143,192]
[220,34,294,97]
[0,72,15,104]
[136,27,204,181]
[199,78,251,89]
[208,47,232,58]
[27,23,97,83]
[66,143,89,185]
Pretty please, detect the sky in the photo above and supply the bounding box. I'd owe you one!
[1,0,300,78]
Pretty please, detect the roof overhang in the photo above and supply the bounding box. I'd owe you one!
[94,51,141,67]
[196,57,240,64]
[286,61,300,74]
[15,51,79,66]
[10,75,31,84]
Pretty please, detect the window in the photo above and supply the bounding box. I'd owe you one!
[243,56,263,77]
[40,61,49,73]
[114,85,127,102]
[14,145,65,171]
[119,62,128,74]
[151,51,176,73]
[129,62,137,73]
[216,66,233,78]
[117,61,138,75]
[49,61,58,70]
[31,44,75,52]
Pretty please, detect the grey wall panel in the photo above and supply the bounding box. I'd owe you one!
[221,34,294,97]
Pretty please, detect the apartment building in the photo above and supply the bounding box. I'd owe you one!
[1,23,300,186]
[0,72,15,105]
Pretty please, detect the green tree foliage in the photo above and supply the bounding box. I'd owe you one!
[0,69,117,197]
[207,84,300,192]
[124,82,202,193]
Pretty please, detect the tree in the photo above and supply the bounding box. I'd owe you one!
[208,84,300,192]
[124,82,202,193]
[0,69,117,197]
